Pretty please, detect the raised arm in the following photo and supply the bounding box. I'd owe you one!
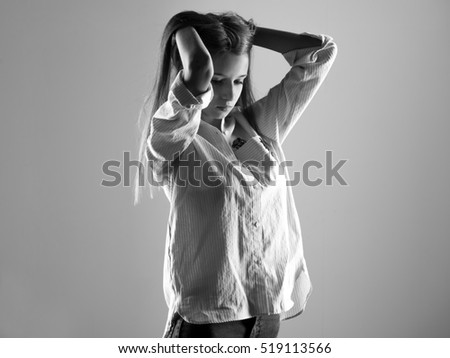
[146,27,214,166]
[248,26,338,144]
[252,26,323,53]
[175,26,213,95]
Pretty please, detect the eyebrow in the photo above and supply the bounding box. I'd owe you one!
[213,73,247,78]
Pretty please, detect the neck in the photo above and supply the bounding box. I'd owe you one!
[201,116,224,131]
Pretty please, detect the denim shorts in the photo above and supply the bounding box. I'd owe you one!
[164,312,281,338]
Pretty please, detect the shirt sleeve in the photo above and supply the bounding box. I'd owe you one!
[249,32,338,144]
[146,70,213,163]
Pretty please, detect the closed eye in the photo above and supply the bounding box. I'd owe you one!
[211,77,246,85]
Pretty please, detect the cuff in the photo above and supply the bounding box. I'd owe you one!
[169,70,213,110]
[282,32,336,66]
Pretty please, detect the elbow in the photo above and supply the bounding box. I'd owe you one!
[186,53,213,79]
[322,35,338,60]
[183,55,213,95]
[326,41,338,65]
[312,38,338,66]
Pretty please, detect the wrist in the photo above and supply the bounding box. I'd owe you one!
[247,18,257,35]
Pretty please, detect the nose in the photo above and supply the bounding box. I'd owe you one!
[219,81,236,102]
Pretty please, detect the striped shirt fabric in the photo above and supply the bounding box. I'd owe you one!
[145,32,338,334]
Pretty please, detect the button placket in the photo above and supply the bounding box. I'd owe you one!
[252,189,263,271]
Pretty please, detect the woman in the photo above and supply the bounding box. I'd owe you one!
[134,11,337,338]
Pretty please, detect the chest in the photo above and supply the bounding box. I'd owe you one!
[221,111,271,154]
[197,115,275,165]
[228,119,256,151]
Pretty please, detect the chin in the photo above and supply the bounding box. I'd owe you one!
[219,107,235,118]
[204,109,228,121]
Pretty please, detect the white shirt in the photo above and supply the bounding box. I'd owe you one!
[146,32,338,331]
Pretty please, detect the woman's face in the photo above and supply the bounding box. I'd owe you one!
[201,52,249,123]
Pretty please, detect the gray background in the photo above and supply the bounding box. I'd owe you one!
[1,0,449,338]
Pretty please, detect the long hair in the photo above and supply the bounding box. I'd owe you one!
[134,11,262,204]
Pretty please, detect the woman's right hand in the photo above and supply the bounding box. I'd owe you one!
[174,26,213,96]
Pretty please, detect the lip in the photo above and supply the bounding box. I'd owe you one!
[216,106,233,111]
